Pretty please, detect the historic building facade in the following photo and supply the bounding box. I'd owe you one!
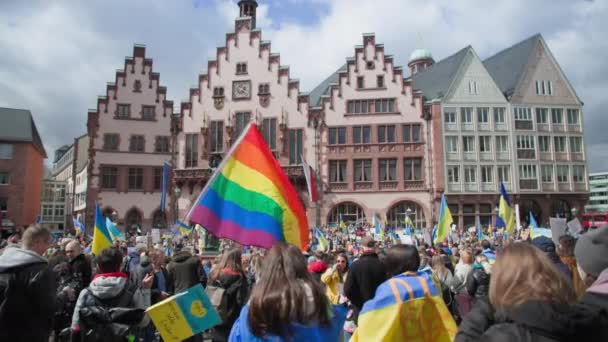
[310,35,435,228]
[86,45,174,233]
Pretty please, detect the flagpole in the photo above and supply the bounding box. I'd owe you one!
[184,121,255,222]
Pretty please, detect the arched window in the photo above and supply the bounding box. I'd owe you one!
[551,199,571,219]
[519,199,542,226]
[125,208,142,231]
[386,201,426,229]
[152,210,165,229]
[328,202,366,225]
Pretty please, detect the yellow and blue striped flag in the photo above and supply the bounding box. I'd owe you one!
[147,284,221,342]
[499,182,516,235]
[106,217,124,241]
[177,220,193,236]
[73,217,85,234]
[434,194,453,245]
[373,213,383,239]
[315,228,329,251]
[92,203,113,255]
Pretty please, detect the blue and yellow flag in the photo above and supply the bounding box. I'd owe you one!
[177,220,193,236]
[92,204,113,255]
[352,272,457,341]
[315,228,329,251]
[106,217,124,241]
[73,217,85,234]
[499,182,516,235]
[529,213,539,229]
[373,213,383,239]
[147,284,221,342]
[434,194,453,245]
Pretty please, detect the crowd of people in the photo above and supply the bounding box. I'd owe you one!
[0,220,607,341]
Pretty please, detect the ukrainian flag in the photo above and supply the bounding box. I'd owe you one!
[106,217,125,241]
[499,182,516,236]
[92,204,113,255]
[315,228,329,251]
[177,220,193,236]
[352,272,457,341]
[434,194,453,245]
[373,213,383,239]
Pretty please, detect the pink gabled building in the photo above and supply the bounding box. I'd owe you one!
[87,45,174,233]
[173,0,316,223]
[310,34,437,228]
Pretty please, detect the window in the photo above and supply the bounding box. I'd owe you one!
[142,106,155,120]
[519,164,537,179]
[261,118,276,151]
[378,125,396,143]
[538,136,551,152]
[154,167,162,190]
[329,160,347,183]
[468,81,478,95]
[536,108,548,124]
[374,99,395,113]
[464,166,476,183]
[447,166,460,183]
[548,81,553,95]
[236,62,247,75]
[404,158,422,181]
[569,137,583,153]
[235,112,251,138]
[103,134,119,151]
[461,108,473,124]
[366,61,375,69]
[376,75,384,88]
[444,109,457,124]
[357,76,364,89]
[517,135,535,149]
[129,135,145,152]
[541,165,553,183]
[213,87,224,97]
[556,165,569,183]
[0,172,9,185]
[536,80,552,95]
[403,124,421,143]
[328,127,346,145]
[128,168,143,190]
[352,126,371,144]
[445,136,458,153]
[554,136,566,153]
[551,108,563,124]
[185,134,198,168]
[481,166,493,183]
[572,165,585,183]
[0,144,13,159]
[210,121,224,153]
[258,83,270,95]
[133,80,142,92]
[567,109,579,124]
[101,167,118,189]
[155,136,170,153]
[497,165,510,182]
[495,136,509,152]
[462,136,475,153]
[493,107,506,124]
[379,159,397,181]
[354,159,372,182]
[288,129,303,165]
[479,136,492,153]
[477,108,489,123]
[116,104,130,119]
[514,106,532,121]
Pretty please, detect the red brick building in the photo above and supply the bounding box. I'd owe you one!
[0,108,47,235]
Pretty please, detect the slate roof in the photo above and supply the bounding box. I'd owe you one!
[308,64,347,107]
[483,33,541,98]
[412,46,471,100]
[0,107,47,157]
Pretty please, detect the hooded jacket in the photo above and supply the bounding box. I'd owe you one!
[0,247,57,342]
[343,251,387,324]
[71,273,151,330]
[167,251,206,293]
[466,263,491,301]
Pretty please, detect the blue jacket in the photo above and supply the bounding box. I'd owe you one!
[228,304,347,342]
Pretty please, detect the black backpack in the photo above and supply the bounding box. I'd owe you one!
[77,284,145,342]
[206,277,246,323]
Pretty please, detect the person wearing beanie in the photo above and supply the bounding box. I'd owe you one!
[531,236,572,280]
[575,228,608,311]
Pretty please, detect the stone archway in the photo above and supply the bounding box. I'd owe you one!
[551,199,571,219]
[327,201,366,225]
[386,200,427,229]
[519,199,542,226]
[151,209,166,229]
[124,207,143,233]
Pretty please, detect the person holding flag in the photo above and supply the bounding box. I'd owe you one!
[92,204,113,256]
[498,182,516,236]
[434,194,453,246]
[72,217,86,235]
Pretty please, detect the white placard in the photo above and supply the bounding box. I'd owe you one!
[151,229,161,243]
[549,218,568,245]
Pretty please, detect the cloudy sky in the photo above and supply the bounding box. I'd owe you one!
[1,0,606,170]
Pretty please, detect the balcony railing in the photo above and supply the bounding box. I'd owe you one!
[463,152,477,161]
[447,183,462,192]
[446,153,460,161]
[494,123,508,131]
[515,120,533,130]
[354,182,373,191]
[404,180,425,191]
[478,123,491,131]
[571,152,585,161]
[552,124,566,132]
[481,183,495,192]
[379,181,398,190]
[573,183,588,192]
[555,152,569,161]
[519,179,538,190]
[461,123,474,131]
[517,149,536,159]
[539,152,552,161]
[464,183,478,192]
[496,151,510,160]
[329,182,348,191]
[479,152,493,161]
[537,123,550,132]
[567,124,582,133]
[445,123,458,131]
[542,183,555,192]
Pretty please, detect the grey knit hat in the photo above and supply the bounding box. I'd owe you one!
[574,227,608,277]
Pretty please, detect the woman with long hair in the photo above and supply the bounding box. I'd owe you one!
[209,248,249,342]
[456,242,599,341]
[321,253,349,304]
[432,255,454,306]
[229,243,347,341]
[451,249,474,319]
[465,254,491,302]
[557,235,586,298]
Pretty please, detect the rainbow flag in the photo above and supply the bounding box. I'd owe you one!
[92,203,113,255]
[187,124,310,250]
[147,284,220,342]
[434,194,453,245]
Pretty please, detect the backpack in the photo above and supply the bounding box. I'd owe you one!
[205,277,246,323]
[77,284,145,342]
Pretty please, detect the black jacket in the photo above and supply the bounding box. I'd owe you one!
[456,299,608,342]
[466,265,490,300]
[0,247,57,342]
[130,258,174,304]
[343,252,387,322]
[210,271,249,342]
[167,251,206,293]
[69,253,92,293]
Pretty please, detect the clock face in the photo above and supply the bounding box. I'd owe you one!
[232,80,251,100]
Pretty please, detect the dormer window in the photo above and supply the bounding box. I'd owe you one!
[377,75,384,88]
[133,80,142,92]
[357,76,364,89]
[236,62,248,75]
[258,83,270,95]
[468,80,478,95]
[366,61,375,70]
[213,87,225,97]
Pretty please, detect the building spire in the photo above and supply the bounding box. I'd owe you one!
[238,0,258,29]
